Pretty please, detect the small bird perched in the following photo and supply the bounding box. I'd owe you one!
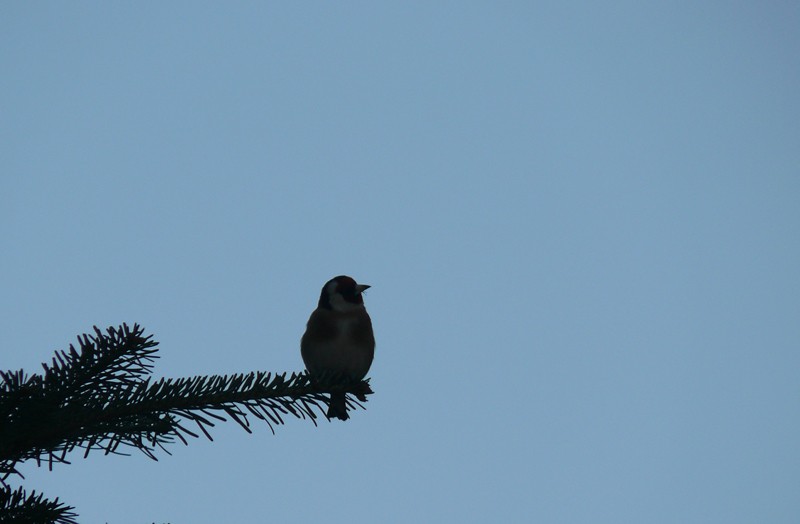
[301,275,375,421]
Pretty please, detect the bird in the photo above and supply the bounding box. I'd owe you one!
[301,275,375,420]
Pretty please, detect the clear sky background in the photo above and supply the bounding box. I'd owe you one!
[2,2,799,523]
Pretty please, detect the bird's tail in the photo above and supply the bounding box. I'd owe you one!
[327,392,349,421]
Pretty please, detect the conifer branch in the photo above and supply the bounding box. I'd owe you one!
[0,323,372,492]
[0,487,77,524]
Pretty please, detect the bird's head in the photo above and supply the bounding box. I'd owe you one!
[318,275,371,312]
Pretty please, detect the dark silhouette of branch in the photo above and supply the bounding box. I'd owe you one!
[0,323,372,522]
[0,487,77,524]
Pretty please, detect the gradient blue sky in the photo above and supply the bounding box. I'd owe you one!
[2,3,799,523]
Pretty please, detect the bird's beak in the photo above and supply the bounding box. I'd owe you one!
[356,284,371,294]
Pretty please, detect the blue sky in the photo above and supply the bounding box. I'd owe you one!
[2,2,799,522]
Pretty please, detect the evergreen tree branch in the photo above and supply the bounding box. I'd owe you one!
[0,487,77,524]
[0,324,373,484]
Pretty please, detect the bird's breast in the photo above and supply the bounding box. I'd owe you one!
[301,309,375,381]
